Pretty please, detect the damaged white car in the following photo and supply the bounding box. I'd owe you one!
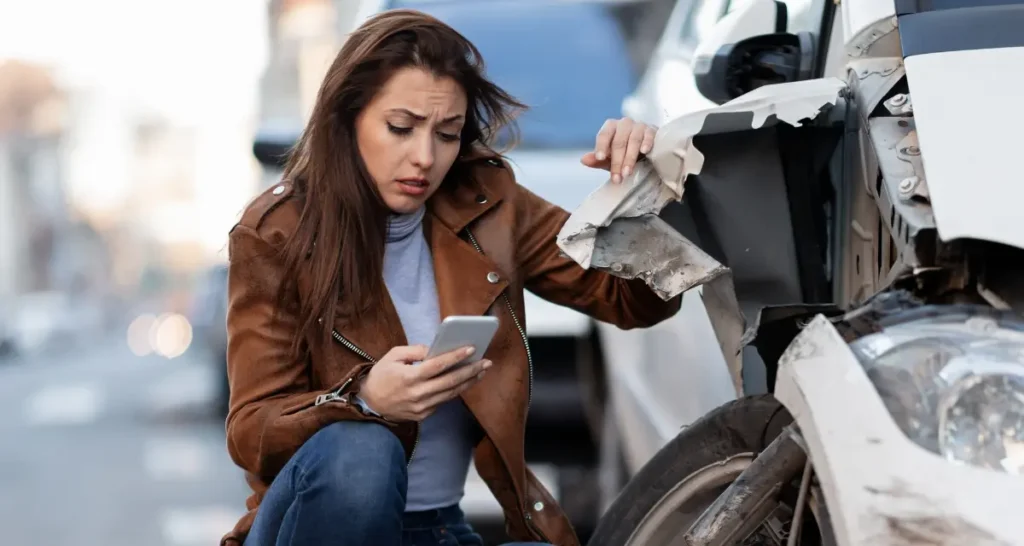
[567,0,1024,544]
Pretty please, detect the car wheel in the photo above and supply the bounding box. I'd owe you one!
[588,395,834,546]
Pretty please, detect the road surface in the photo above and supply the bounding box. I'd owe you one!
[0,336,559,545]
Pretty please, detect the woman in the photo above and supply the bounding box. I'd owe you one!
[223,9,681,546]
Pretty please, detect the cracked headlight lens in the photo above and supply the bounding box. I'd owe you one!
[849,312,1024,475]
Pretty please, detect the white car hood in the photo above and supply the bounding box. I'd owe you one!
[503,149,607,337]
[905,46,1024,250]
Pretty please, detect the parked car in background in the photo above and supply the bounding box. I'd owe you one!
[187,264,229,415]
[0,313,15,361]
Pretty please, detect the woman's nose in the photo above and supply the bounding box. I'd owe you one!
[411,135,435,170]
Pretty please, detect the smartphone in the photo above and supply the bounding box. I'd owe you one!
[425,315,500,374]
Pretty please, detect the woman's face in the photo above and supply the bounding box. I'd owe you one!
[355,66,468,214]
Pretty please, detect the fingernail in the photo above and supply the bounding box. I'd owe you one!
[482,359,493,369]
[623,165,631,177]
[464,347,475,356]
[612,174,621,184]
[596,151,606,161]
[641,145,651,154]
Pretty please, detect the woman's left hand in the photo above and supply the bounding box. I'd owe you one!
[580,117,658,184]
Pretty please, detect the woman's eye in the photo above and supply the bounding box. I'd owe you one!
[437,132,460,142]
[387,123,412,136]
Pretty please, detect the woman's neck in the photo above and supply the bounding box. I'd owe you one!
[386,206,426,243]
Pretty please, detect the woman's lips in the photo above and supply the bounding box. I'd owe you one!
[397,179,428,196]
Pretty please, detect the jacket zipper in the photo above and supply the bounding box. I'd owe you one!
[330,329,375,362]
[315,328,420,465]
[465,230,547,542]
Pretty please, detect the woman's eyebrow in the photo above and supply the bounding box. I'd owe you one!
[386,108,464,123]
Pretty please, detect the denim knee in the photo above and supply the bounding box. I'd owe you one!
[294,420,407,518]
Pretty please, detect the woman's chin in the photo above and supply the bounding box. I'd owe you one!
[383,195,426,215]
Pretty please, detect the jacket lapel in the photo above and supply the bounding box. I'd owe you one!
[427,163,509,319]
[426,213,508,321]
[330,160,508,359]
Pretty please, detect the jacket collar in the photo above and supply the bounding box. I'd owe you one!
[427,150,505,233]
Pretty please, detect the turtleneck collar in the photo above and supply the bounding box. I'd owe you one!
[386,206,426,243]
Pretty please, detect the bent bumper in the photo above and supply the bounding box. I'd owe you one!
[774,315,1024,546]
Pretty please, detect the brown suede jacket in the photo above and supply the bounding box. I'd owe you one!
[221,152,681,546]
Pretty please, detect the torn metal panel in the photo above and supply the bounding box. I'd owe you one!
[556,78,850,397]
[556,161,693,269]
[700,272,746,397]
[587,215,726,301]
[556,77,849,299]
[655,77,848,138]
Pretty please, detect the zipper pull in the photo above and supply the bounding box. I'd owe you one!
[314,391,342,406]
[313,377,355,406]
[314,390,353,406]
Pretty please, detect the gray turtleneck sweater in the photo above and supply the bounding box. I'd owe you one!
[359,206,477,512]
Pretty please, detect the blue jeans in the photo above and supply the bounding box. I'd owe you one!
[244,421,551,546]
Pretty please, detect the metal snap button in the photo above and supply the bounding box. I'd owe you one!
[486,272,500,284]
[533,501,544,511]
[475,194,488,204]
[272,185,285,195]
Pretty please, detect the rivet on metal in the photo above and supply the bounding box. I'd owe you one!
[899,177,919,194]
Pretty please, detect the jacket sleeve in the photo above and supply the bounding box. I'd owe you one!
[224,224,376,480]
[512,181,682,329]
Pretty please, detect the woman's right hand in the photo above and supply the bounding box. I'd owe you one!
[357,345,492,422]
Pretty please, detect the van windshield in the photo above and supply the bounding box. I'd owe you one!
[394,0,637,150]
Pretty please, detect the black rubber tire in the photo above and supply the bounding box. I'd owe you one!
[587,395,792,546]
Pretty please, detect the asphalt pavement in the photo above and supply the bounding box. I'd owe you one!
[0,335,546,545]
[0,337,249,546]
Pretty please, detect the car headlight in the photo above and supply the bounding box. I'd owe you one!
[848,312,1024,475]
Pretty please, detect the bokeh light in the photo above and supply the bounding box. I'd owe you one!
[127,314,158,356]
[152,313,193,359]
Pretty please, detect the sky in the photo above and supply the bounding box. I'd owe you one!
[0,0,270,123]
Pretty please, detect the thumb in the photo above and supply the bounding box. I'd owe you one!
[580,151,608,169]
[382,344,429,363]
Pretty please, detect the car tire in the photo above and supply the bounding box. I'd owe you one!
[587,395,800,546]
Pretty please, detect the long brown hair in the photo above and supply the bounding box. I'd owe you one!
[278,9,525,362]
